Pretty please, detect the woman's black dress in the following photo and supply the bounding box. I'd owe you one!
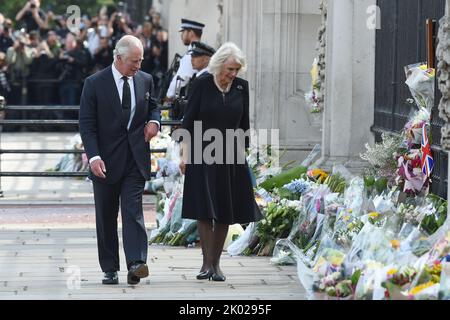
[181,73,262,225]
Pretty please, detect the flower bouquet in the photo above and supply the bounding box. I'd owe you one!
[331,212,365,249]
[403,107,430,146]
[408,260,442,300]
[404,63,435,112]
[420,194,448,236]
[360,132,403,181]
[381,266,417,300]
[304,58,322,114]
[395,149,427,196]
[253,200,300,256]
[289,184,329,251]
[311,248,360,300]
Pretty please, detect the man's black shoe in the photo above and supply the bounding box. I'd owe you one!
[128,275,141,285]
[102,271,119,285]
[127,263,149,285]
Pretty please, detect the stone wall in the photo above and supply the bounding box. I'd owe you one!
[161,0,324,165]
[223,0,323,164]
[165,0,222,62]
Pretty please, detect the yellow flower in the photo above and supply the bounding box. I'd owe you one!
[343,215,350,222]
[409,281,435,296]
[387,268,398,276]
[311,169,323,176]
[369,212,380,219]
[313,257,326,273]
[309,169,329,182]
[330,255,344,266]
[391,240,400,250]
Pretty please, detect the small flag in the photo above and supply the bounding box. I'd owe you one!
[421,124,434,179]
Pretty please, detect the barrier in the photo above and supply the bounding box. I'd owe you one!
[0,99,181,197]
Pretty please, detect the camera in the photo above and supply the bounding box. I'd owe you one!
[114,12,123,23]
[117,1,127,13]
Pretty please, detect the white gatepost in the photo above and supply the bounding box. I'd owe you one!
[317,0,376,173]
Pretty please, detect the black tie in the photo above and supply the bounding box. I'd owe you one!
[122,76,131,127]
[186,73,197,97]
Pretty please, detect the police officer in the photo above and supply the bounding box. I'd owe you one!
[166,19,205,100]
[185,41,215,96]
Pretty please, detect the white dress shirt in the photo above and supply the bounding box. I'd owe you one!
[111,62,137,131]
[89,63,159,164]
[196,67,209,78]
[166,44,196,98]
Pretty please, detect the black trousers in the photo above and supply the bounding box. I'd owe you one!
[92,146,147,272]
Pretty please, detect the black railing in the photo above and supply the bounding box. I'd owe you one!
[0,101,181,197]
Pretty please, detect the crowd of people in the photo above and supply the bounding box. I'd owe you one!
[0,0,169,107]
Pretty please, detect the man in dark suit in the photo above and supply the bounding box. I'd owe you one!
[79,35,160,285]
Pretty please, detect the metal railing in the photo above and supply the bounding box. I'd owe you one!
[0,99,181,197]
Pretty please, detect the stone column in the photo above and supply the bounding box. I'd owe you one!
[223,0,323,164]
[436,0,450,201]
[317,0,376,173]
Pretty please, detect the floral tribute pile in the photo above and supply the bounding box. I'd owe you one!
[226,63,450,300]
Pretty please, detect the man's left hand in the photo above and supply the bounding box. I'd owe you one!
[144,122,159,142]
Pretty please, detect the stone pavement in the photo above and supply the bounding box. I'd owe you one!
[0,132,307,300]
[0,224,306,300]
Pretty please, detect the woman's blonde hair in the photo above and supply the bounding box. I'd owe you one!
[208,42,247,76]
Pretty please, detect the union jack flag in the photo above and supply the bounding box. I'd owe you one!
[421,124,434,179]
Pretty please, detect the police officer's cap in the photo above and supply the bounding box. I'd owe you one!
[190,41,216,57]
[179,19,205,32]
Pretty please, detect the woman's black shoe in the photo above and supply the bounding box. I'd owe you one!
[209,273,226,282]
[196,270,212,280]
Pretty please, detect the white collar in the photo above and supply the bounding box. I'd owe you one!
[112,63,132,82]
[197,68,208,77]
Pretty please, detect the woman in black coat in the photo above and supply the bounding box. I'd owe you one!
[179,42,262,281]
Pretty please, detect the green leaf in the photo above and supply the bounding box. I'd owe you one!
[375,177,388,194]
[351,269,362,286]
[260,166,307,191]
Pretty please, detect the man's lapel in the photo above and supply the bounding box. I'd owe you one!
[131,72,145,129]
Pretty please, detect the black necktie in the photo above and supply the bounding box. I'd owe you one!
[186,73,197,97]
[122,76,131,127]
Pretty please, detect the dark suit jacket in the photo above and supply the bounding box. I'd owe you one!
[79,65,161,184]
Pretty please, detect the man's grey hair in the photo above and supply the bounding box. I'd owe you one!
[208,42,247,76]
[113,35,143,62]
